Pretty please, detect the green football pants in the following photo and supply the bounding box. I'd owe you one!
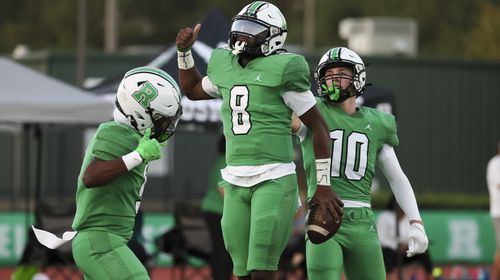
[221,174,298,276]
[306,207,386,280]
[72,231,149,280]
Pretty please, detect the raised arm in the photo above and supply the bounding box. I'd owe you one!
[176,23,214,100]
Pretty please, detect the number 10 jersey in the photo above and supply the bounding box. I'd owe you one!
[301,99,399,205]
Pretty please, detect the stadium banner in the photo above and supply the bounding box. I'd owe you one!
[0,211,495,266]
[0,212,33,266]
[419,210,496,263]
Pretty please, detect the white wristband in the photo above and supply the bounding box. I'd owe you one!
[316,158,331,186]
[122,151,143,171]
[295,122,308,143]
[177,49,195,70]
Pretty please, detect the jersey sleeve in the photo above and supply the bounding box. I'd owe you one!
[282,90,316,116]
[383,113,399,147]
[93,124,139,161]
[282,55,311,93]
[201,76,220,97]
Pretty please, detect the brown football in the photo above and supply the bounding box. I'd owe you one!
[306,203,342,244]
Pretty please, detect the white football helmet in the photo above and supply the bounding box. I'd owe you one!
[115,66,182,142]
[315,47,367,103]
[229,1,287,56]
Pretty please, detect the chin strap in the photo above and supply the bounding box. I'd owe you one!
[232,41,247,55]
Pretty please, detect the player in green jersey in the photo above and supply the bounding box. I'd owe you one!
[176,2,343,279]
[292,47,429,280]
[71,67,182,280]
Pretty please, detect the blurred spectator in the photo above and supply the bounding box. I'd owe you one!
[377,196,434,280]
[487,140,500,280]
[201,135,232,280]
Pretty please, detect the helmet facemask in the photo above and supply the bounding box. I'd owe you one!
[317,64,360,103]
[315,47,367,103]
[149,107,182,143]
[229,2,287,57]
[229,17,270,57]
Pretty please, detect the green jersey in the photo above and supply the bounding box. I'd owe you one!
[207,48,311,166]
[301,98,399,204]
[72,121,147,240]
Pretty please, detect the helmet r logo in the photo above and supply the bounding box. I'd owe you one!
[133,81,158,108]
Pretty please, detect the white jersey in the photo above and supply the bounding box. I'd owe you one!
[487,155,500,217]
[376,210,410,250]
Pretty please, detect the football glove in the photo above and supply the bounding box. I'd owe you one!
[135,128,162,163]
[406,222,428,257]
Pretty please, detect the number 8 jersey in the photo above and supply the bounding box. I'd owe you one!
[300,99,399,205]
[207,47,312,166]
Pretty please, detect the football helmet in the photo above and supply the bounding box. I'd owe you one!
[115,66,182,142]
[229,1,287,56]
[315,47,366,103]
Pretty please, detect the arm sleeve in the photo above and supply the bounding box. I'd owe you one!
[378,144,421,221]
[282,90,316,116]
[201,76,220,98]
[282,55,311,92]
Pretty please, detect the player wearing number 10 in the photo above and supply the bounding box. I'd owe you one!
[292,47,429,279]
[176,2,343,279]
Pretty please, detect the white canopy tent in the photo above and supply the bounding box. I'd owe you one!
[0,57,113,124]
[0,57,113,212]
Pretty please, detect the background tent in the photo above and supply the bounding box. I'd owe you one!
[0,56,113,210]
[0,56,114,272]
[0,57,112,124]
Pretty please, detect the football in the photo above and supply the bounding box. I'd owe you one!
[306,203,342,244]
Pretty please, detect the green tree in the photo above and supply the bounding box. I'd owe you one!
[463,1,500,59]
[0,0,499,60]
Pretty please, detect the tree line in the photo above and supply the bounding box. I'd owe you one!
[1,0,499,59]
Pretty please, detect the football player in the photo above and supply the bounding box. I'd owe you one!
[71,67,182,280]
[176,2,343,279]
[292,47,429,280]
